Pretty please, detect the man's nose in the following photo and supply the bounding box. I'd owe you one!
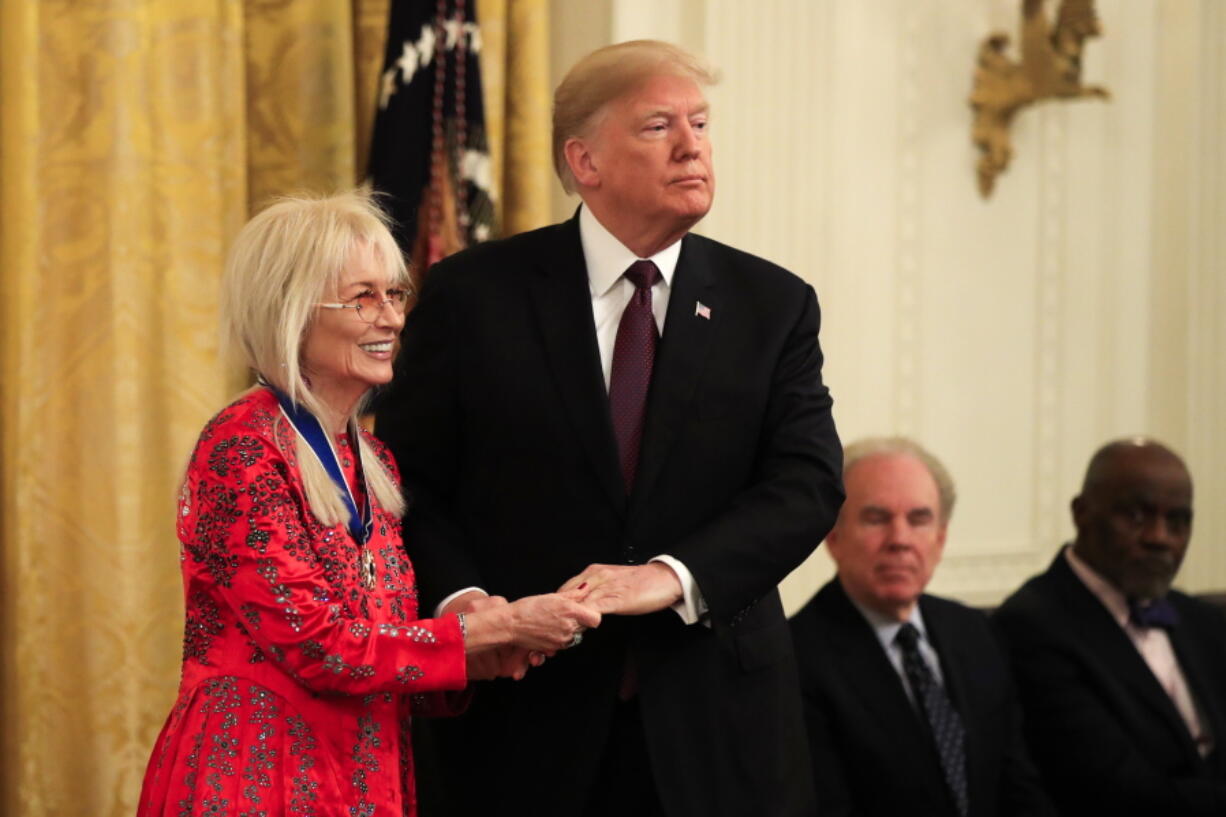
[1140,515,1181,549]
[673,121,702,158]
[886,519,916,547]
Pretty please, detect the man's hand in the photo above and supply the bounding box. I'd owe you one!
[558,563,683,616]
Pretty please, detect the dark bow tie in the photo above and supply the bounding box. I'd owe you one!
[1129,597,1180,630]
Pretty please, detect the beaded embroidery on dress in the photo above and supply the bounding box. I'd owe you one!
[137,387,467,817]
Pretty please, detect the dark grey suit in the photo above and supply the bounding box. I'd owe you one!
[790,579,1053,817]
[376,214,843,816]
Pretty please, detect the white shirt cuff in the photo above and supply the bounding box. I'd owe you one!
[434,586,487,618]
[650,555,709,626]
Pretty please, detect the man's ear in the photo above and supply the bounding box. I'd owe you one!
[564,137,600,189]
[824,526,842,562]
[1071,494,1086,530]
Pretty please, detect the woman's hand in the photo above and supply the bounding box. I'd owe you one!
[447,593,526,681]
[505,592,602,653]
[460,591,600,679]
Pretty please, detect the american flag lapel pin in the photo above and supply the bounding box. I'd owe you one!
[695,301,711,320]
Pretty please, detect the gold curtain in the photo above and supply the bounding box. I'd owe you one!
[478,0,554,235]
[0,1,551,814]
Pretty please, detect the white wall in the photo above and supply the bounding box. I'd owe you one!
[549,0,1226,612]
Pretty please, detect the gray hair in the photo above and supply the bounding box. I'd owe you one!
[842,436,957,522]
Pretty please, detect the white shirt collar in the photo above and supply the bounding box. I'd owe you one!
[1064,543,1132,629]
[845,586,931,652]
[578,204,680,297]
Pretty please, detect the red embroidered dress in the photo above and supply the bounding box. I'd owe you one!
[138,388,467,817]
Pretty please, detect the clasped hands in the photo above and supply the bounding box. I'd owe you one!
[446,562,684,682]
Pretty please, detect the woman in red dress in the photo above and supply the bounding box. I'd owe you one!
[138,191,600,816]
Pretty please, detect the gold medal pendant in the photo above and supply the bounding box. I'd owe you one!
[360,547,377,591]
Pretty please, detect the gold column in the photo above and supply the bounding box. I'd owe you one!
[478,0,554,236]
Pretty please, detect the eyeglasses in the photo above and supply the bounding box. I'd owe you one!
[317,287,410,323]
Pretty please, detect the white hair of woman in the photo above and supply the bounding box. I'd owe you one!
[219,188,407,525]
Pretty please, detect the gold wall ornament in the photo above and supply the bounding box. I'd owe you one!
[969,0,1110,197]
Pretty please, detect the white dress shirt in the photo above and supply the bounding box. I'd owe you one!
[579,205,706,625]
[849,592,947,707]
[437,207,707,625]
[580,204,678,387]
[1065,545,1213,756]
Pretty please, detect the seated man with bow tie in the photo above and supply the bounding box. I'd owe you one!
[994,438,1226,816]
[789,437,1054,817]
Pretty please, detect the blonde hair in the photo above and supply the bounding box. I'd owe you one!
[220,188,408,523]
[552,39,718,193]
[842,437,958,522]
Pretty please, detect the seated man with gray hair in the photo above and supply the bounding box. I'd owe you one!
[789,437,1053,817]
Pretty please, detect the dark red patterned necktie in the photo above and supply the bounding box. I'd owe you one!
[608,260,661,493]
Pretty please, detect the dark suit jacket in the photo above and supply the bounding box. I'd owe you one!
[374,214,844,817]
[993,551,1226,816]
[789,579,1053,817]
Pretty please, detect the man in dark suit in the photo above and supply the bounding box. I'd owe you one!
[375,40,843,817]
[994,438,1226,816]
[790,437,1053,817]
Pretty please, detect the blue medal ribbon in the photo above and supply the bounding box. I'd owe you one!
[267,385,373,546]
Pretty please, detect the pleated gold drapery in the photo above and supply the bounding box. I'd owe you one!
[480,0,554,235]
[0,1,552,814]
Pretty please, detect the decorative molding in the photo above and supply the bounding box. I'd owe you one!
[928,549,1052,605]
[893,0,922,436]
[1184,0,1226,591]
[1031,106,1066,550]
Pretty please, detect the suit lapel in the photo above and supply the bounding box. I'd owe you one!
[821,582,933,746]
[921,598,970,713]
[524,218,626,514]
[630,234,717,510]
[1167,602,1223,763]
[1049,555,1197,748]
[922,598,982,794]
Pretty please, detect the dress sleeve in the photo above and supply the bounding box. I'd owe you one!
[410,688,474,718]
[179,426,468,696]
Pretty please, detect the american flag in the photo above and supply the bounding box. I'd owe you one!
[695,301,712,320]
[367,0,493,270]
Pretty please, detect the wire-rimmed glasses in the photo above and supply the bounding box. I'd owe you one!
[317,287,410,323]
